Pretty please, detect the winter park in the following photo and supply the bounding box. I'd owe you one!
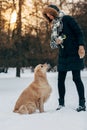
[0,0,87,130]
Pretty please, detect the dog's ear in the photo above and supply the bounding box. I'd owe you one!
[34,66,40,75]
[35,67,41,73]
[34,65,42,73]
[34,67,38,73]
[34,67,44,78]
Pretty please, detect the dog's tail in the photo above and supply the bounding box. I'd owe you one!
[13,105,29,114]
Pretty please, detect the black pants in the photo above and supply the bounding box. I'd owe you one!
[58,70,85,105]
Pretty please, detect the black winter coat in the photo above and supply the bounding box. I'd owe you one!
[57,15,85,71]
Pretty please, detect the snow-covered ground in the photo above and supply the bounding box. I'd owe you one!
[0,68,87,130]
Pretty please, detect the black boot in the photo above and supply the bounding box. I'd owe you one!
[56,99,65,110]
[76,99,86,112]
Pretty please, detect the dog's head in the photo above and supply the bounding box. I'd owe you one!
[34,63,49,74]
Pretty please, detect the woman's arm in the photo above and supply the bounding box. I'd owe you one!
[67,16,85,46]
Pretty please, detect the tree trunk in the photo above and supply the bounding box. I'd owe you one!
[15,0,23,77]
[0,1,2,41]
[16,66,20,77]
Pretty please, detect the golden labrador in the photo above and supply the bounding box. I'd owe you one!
[13,64,52,114]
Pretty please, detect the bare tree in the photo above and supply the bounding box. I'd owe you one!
[15,0,24,77]
[0,1,2,38]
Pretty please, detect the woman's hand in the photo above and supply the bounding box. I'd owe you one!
[78,46,85,58]
[56,37,63,45]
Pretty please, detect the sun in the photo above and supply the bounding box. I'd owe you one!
[10,10,17,24]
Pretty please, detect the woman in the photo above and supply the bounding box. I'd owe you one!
[42,4,86,112]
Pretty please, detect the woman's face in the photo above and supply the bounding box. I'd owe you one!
[46,13,54,20]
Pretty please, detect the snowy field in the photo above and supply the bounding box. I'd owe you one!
[0,68,87,130]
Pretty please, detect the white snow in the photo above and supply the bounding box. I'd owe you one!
[0,68,87,130]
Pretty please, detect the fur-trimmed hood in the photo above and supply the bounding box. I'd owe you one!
[42,5,60,22]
